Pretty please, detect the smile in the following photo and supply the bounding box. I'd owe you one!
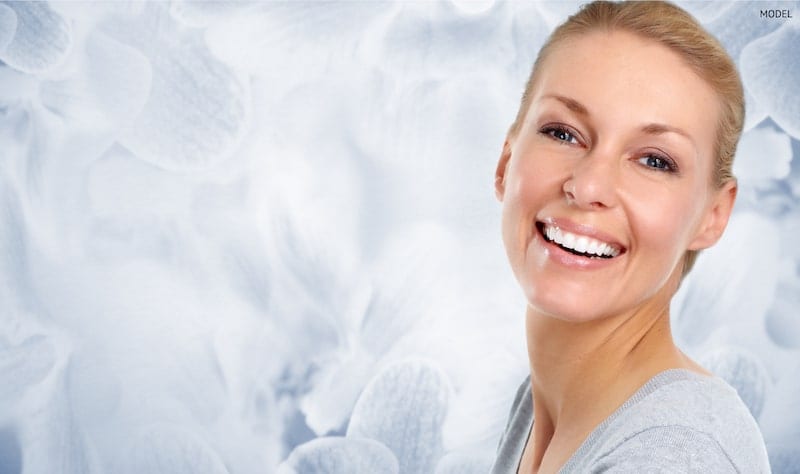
[538,223,622,259]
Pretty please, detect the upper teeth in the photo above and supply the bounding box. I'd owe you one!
[544,224,620,257]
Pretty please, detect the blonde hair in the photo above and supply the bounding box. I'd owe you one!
[510,0,744,277]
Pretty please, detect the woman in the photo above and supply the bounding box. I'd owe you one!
[491,1,771,473]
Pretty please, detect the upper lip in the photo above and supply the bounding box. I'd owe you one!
[538,216,627,251]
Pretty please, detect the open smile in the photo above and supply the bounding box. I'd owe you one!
[536,222,625,259]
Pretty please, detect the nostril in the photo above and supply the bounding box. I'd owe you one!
[562,169,617,210]
[563,179,577,205]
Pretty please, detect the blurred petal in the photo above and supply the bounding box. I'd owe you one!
[434,451,493,474]
[675,1,734,23]
[743,89,769,132]
[206,2,389,79]
[267,210,360,341]
[300,350,376,436]
[760,363,800,444]
[442,351,526,453]
[168,344,228,424]
[765,280,800,349]
[449,0,497,16]
[673,212,780,347]
[121,424,228,474]
[353,75,512,233]
[169,1,256,28]
[705,2,785,130]
[0,335,55,406]
[509,2,550,86]
[0,426,21,474]
[699,346,771,419]
[277,436,399,474]
[734,126,792,182]
[39,31,152,134]
[0,182,37,321]
[0,64,37,105]
[121,39,248,170]
[0,3,16,51]
[369,3,514,78]
[102,5,249,171]
[533,1,582,29]
[766,438,800,474]
[49,1,144,23]
[0,1,72,74]
[347,359,450,474]
[66,348,122,427]
[706,2,785,61]
[359,226,443,357]
[741,23,800,139]
[17,387,101,474]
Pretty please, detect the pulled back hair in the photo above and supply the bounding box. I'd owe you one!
[509,0,744,277]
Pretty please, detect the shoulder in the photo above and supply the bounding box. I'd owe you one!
[591,425,740,473]
[570,371,771,473]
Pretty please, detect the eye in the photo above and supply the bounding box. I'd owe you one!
[540,125,580,145]
[638,153,678,173]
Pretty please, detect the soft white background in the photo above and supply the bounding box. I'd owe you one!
[0,1,798,473]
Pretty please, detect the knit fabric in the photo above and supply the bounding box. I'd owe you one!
[491,369,771,473]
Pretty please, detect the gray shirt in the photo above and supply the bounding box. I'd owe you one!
[491,369,771,473]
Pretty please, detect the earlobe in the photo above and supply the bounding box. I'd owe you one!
[495,140,512,202]
[688,180,738,250]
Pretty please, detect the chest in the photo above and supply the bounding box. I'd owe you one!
[516,433,588,474]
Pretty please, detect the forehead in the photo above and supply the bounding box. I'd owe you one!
[530,30,720,156]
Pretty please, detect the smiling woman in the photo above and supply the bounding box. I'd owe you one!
[491,1,771,473]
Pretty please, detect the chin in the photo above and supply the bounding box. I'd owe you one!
[525,288,613,324]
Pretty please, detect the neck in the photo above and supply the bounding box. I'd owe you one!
[522,289,702,472]
[527,299,675,413]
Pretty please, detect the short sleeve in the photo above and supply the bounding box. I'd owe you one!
[591,425,738,473]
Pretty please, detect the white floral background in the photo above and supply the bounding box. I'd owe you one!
[0,1,798,473]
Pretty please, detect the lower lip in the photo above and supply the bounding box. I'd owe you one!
[533,227,621,270]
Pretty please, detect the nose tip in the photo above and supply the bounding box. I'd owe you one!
[562,157,617,209]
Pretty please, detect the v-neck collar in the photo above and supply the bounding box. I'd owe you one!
[515,368,716,474]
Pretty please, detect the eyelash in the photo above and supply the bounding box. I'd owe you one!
[539,124,679,174]
[539,125,580,145]
[637,153,678,173]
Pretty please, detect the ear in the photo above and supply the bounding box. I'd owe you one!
[688,180,737,250]
[495,140,513,202]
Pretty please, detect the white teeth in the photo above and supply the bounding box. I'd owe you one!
[542,224,620,257]
[563,232,576,249]
[575,236,589,254]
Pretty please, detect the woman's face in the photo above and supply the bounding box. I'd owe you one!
[496,31,736,322]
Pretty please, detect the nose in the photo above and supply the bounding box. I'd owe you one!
[562,150,619,210]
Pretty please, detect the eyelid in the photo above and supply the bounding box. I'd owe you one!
[639,149,680,173]
[539,122,585,146]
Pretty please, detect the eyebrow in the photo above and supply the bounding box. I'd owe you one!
[640,123,693,144]
[542,94,589,116]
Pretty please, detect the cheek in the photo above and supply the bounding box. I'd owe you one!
[499,160,547,266]
[628,190,699,258]
[506,154,566,209]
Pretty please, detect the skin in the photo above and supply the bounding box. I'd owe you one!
[494,31,737,473]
